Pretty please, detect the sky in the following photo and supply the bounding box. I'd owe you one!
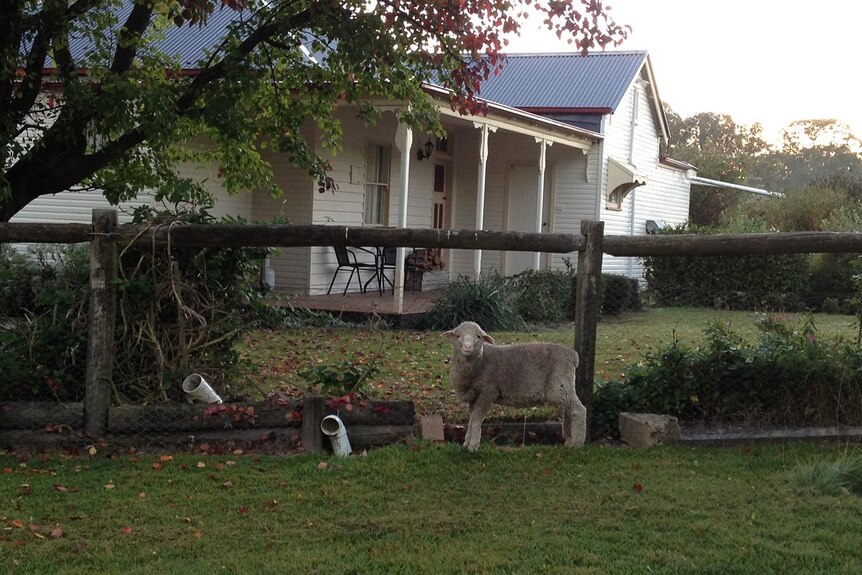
[505,0,862,144]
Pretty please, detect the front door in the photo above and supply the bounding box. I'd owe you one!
[505,166,540,275]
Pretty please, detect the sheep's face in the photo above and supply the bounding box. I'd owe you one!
[442,321,495,360]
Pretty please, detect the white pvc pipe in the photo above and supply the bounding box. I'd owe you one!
[182,373,223,404]
[320,414,352,456]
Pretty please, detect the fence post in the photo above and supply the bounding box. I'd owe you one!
[574,220,604,437]
[301,395,325,453]
[85,209,118,437]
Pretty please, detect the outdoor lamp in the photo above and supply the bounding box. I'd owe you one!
[416,138,435,161]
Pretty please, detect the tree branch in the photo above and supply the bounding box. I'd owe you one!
[111,2,154,75]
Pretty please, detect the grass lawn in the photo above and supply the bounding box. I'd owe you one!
[237,308,858,424]
[2,443,861,574]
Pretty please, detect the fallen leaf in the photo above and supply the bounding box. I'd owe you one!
[121,526,134,535]
[2,467,12,474]
[317,461,328,470]
[633,483,644,493]
[138,492,146,498]
[232,449,244,455]
[194,528,203,539]
[151,463,162,471]
[50,526,63,539]
[237,506,249,514]
[52,484,69,493]
[160,455,173,462]
[88,446,97,456]
[222,481,233,489]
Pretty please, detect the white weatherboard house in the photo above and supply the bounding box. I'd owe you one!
[14,20,694,297]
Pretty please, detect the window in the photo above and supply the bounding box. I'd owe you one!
[364,144,391,225]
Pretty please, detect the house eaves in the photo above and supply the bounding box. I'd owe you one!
[422,84,602,151]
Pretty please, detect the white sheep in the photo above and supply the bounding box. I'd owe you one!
[442,321,587,451]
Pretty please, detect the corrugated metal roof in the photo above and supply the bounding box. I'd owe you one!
[57,6,643,114]
[65,6,248,69]
[477,51,647,112]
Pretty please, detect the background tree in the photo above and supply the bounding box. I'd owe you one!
[754,119,862,192]
[665,107,769,226]
[1,0,628,222]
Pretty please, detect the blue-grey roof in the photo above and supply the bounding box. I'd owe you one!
[478,51,648,112]
[65,6,254,68]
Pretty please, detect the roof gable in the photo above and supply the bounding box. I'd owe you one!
[477,51,648,112]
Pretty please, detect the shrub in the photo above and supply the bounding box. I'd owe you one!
[0,201,276,403]
[806,253,859,314]
[424,274,526,331]
[508,267,574,324]
[601,274,642,317]
[642,226,810,311]
[0,245,90,401]
[298,361,378,398]
[591,379,644,439]
[594,315,862,436]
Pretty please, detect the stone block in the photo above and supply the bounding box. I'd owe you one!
[618,412,681,448]
[420,414,445,442]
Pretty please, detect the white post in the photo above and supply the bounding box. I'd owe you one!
[473,122,496,280]
[394,122,413,314]
[534,138,551,270]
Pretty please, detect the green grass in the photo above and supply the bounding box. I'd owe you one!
[237,308,858,423]
[2,443,862,574]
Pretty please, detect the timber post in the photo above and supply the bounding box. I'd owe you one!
[84,209,118,437]
[574,220,604,437]
[301,395,325,453]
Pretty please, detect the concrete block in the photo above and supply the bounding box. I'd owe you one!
[619,412,681,448]
[420,414,445,442]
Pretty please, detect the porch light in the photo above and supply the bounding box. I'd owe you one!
[416,138,435,161]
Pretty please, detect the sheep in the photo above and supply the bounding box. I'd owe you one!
[442,321,586,451]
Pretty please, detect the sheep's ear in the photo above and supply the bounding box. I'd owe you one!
[441,330,457,340]
[480,332,495,344]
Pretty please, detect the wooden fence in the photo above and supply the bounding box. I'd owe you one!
[5,209,862,447]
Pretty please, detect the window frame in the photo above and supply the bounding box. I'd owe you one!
[364,143,392,226]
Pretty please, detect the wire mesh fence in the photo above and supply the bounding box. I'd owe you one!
[5,217,862,450]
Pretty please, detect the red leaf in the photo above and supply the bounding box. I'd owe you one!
[2,467,12,474]
[237,506,249,514]
[121,526,134,535]
[2,403,12,412]
[50,525,64,539]
[151,463,162,471]
[633,483,643,493]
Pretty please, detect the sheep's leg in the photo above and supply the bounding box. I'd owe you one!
[464,394,495,452]
[564,394,587,447]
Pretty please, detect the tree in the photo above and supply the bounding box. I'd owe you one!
[758,119,862,191]
[665,107,769,226]
[1,0,628,221]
